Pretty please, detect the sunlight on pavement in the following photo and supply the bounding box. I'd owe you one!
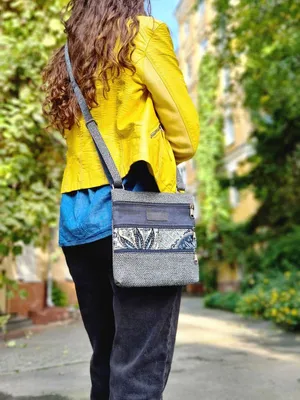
[177,313,300,364]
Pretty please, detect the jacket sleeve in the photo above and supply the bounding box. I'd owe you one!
[141,23,200,164]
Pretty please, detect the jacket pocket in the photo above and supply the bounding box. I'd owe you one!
[150,124,163,139]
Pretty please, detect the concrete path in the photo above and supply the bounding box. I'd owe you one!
[1,298,300,400]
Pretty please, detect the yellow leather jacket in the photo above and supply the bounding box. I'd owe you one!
[61,16,200,194]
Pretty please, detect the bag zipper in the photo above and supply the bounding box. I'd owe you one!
[114,200,193,209]
[113,201,196,221]
[190,203,195,218]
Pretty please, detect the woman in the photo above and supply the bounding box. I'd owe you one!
[43,0,200,399]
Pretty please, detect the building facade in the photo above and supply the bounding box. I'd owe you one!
[176,0,258,291]
[0,231,77,323]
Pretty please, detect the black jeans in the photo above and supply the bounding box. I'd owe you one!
[63,236,182,400]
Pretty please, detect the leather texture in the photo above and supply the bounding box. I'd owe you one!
[61,16,200,194]
[64,43,186,192]
[64,43,124,189]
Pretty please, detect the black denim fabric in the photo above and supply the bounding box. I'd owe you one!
[62,236,182,400]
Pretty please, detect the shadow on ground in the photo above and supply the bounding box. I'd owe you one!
[0,393,71,400]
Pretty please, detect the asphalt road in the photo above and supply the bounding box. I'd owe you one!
[1,298,300,400]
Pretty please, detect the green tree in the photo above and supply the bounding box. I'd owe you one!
[195,53,233,290]
[0,0,67,259]
[212,0,300,236]
[195,53,228,238]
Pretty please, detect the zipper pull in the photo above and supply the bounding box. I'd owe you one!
[190,204,195,218]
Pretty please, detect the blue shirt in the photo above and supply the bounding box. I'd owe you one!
[59,162,158,247]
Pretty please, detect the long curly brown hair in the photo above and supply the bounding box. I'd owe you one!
[42,0,151,131]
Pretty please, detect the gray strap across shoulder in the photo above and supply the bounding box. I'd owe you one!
[64,43,186,192]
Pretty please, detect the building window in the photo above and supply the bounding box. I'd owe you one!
[222,67,231,92]
[200,39,208,57]
[185,60,193,85]
[16,244,38,282]
[199,0,206,16]
[224,110,235,146]
[184,21,190,37]
[178,164,187,185]
[193,194,200,220]
[229,187,240,209]
[192,157,198,170]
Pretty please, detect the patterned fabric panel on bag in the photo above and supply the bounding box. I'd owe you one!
[114,227,196,251]
[112,198,196,253]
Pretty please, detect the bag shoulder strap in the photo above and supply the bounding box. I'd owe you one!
[64,43,186,192]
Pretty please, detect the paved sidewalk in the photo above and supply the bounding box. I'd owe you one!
[1,298,300,400]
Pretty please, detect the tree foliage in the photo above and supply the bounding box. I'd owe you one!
[0,0,67,259]
[195,53,229,236]
[194,0,300,276]
[213,0,300,235]
[195,52,234,289]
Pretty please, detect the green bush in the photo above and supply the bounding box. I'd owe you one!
[236,286,269,319]
[237,270,300,330]
[240,229,300,279]
[198,259,218,294]
[260,229,300,272]
[204,291,241,312]
[52,282,68,308]
[240,270,273,293]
